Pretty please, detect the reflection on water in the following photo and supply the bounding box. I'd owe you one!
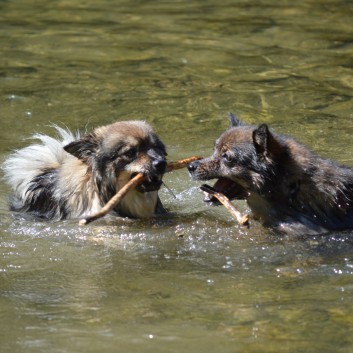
[1,0,353,352]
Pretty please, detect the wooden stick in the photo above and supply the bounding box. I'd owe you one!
[200,184,249,227]
[79,156,203,225]
[166,156,203,172]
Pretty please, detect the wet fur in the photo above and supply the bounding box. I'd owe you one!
[188,115,353,235]
[3,121,167,221]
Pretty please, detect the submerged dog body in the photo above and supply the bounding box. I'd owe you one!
[188,115,353,235]
[3,121,167,221]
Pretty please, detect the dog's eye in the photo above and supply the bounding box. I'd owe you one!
[125,147,138,159]
[222,151,233,163]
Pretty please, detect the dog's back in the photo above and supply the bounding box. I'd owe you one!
[248,137,353,234]
[3,127,89,220]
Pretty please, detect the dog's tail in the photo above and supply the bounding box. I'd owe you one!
[2,126,79,201]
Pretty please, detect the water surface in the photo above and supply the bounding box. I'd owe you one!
[1,1,353,352]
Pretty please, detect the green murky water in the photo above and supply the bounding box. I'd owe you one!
[1,1,353,352]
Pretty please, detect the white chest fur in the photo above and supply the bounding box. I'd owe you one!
[116,172,158,218]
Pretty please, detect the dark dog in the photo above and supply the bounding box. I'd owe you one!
[3,121,167,221]
[188,114,353,235]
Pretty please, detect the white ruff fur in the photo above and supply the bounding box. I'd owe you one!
[3,126,158,220]
[3,126,78,202]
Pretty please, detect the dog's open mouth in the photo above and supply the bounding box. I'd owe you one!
[131,173,163,193]
[202,177,247,205]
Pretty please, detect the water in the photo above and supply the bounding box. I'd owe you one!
[1,0,353,352]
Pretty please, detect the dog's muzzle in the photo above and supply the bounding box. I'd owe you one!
[187,160,201,174]
[134,158,167,193]
[188,160,247,203]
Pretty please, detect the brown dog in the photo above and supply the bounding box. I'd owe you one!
[3,121,167,221]
[188,114,353,235]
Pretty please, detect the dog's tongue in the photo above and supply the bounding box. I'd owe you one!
[213,178,232,191]
[203,178,244,203]
[203,178,231,203]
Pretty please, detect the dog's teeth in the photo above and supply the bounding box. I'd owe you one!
[203,192,212,202]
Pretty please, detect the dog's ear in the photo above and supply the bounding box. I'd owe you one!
[63,133,99,162]
[253,124,281,157]
[228,112,244,128]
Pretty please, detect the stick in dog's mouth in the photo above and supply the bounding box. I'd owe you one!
[200,184,249,227]
[130,173,163,193]
[79,156,203,225]
[203,177,248,204]
[79,173,145,226]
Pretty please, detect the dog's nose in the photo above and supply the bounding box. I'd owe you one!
[153,159,167,174]
[187,160,200,173]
